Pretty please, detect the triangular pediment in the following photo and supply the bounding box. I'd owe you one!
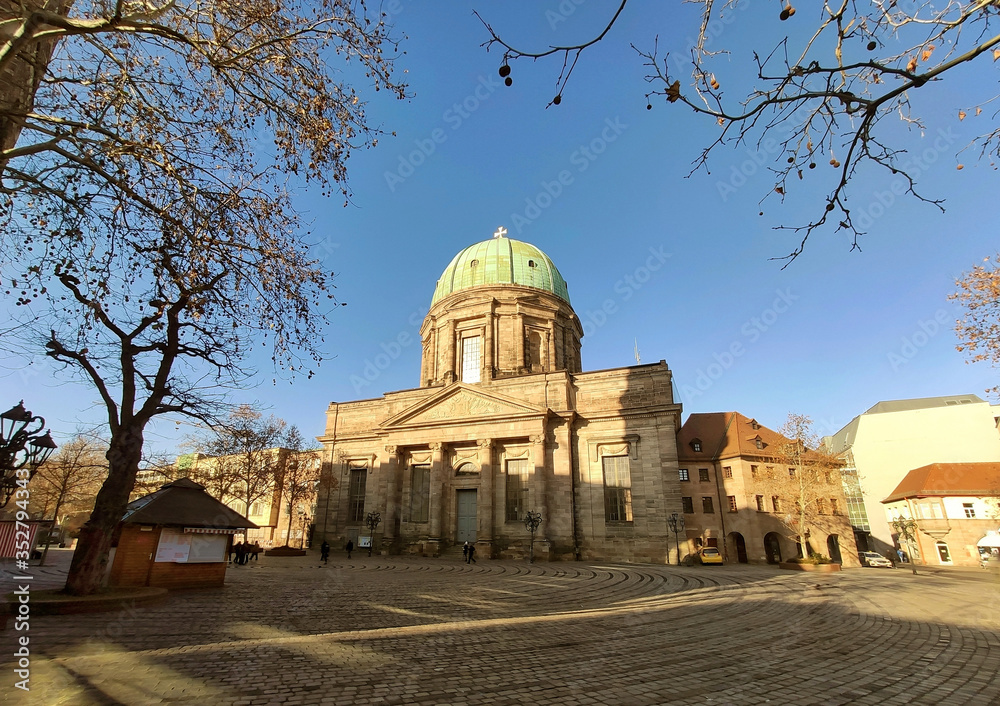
[382,384,546,429]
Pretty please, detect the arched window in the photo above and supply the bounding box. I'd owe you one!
[455,462,478,475]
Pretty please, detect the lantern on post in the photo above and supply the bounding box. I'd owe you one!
[523,510,542,563]
[0,401,57,507]
[667,512,685,566]
[365,510,382,557]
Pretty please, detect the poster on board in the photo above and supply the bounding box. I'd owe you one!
[154,529,192,562]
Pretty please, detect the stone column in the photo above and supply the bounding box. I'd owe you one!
[546,325,555,371]
[515,313,525,373]
[444,321,457,384]
[551,420,574,554]
[478,438,494,553]
[428,442,445,547]
[382,446,400,548]
[484,308,495,382]
[526,428,552,539]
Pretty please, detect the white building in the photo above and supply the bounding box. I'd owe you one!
[823,395,1000,553]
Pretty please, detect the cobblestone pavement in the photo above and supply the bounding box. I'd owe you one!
[3,550,1000,705]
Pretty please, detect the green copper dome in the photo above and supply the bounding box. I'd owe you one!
[431,229,570,305]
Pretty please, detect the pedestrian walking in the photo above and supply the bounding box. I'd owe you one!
[467,542,476,564]
[462,541,469,562]
[885,551,896,568]
[321,541,330,563]
[346,539,354,559]
[234,541,246,566]
[250,542,261,561]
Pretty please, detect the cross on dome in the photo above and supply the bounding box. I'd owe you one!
[493,226,508,239]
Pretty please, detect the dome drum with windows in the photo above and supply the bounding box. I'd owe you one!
[420,227,582,387]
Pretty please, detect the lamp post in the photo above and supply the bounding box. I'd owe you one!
[1,400,57,508]
[523,510,542,563]
[298,511,311,549]
[891,517,919,575]
[365,510,381,557]
[667,513,685,566]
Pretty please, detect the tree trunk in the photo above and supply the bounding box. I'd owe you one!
[0,1,75,155]
[285,494,294,547]
[63,425,143,596]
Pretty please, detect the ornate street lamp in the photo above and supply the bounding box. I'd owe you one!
[891,516,919,575]
[667,512,685,566]
[0,401,57,507]
[523,510,542,563]
[365,510,381,557]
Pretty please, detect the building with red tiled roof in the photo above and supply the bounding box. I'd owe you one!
[882,462,1000,567]
[677,412,859,566]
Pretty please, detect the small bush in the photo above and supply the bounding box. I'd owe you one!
[788,553,833,565]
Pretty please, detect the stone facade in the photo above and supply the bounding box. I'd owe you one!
[677,412,860,566]
[316,232,683,562]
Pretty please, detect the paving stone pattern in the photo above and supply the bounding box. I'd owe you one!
[3,552,1000,705]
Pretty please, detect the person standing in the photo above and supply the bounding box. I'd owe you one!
[467,542,476,564]
[462,541,469,562]
[321,541,330,563]
[346,539,354,559]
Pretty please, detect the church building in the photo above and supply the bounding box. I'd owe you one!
[315,228,685,561]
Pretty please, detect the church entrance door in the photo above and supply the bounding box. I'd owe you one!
[456,490,477,543]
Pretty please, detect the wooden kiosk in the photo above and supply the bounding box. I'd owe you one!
[109,478,256,589]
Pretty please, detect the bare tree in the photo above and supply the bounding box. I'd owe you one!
[0,1,406,595]
[756,413,845,560]
[27,434,107,563]
[951,253,1000,395]
[478,1,1000,262]
[277,425,320,548]
[188,405,287,523]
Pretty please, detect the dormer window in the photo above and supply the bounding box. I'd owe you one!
[690,438,702,453]
[750,419,760,430]
[528,259,537,268]
[754,437,763,450]
[469,259,479,267]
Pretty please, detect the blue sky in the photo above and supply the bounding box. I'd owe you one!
[2,1,998,455]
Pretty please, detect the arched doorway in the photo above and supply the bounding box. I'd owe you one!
[827,534,842,563]
[764,532,782,564]
[729,532,748,563]
[936,541,952,564]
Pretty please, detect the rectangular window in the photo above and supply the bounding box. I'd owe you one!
[750,465,758,478]
[816,498,827,515]
[755,495,765,512]
[830,498,839,515]
[348,468,367,523]
[461,335,481,383]
[682,496,694,514]
[409,464,430,523]
[250,502,264,517]
[788,467,796,478]
[603,455,633,522]
[771,496,781,513]
[727,495,737,512]
[723,466,732,479]
[699,468,710,482]
[679,468,689,482]
[505,458,529,521]
[963,502,976,519]
[824,471,833,484]
[702,496,714,514]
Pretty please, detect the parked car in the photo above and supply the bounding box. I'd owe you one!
[698,547,724,565]
[860,551,893,568]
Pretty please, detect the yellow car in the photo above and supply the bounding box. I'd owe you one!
[698,547,724,565]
